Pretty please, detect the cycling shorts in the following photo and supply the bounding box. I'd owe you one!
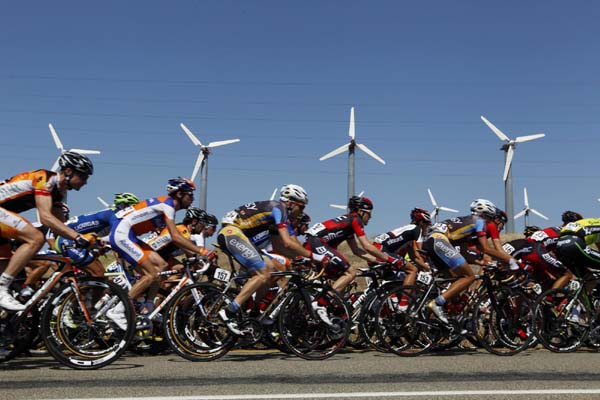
[556,235,600,276]
[110,224,153,266]
[304,236,349,278]
[423,232,466,270]
[0,207,30,239]
[217,225,266,273]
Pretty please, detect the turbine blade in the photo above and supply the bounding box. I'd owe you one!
[523,187,529,207]
[440,207,459,213]
[503,146,514,181]
[191,152,204,182]
[270,188,277,201]
[430,208,439,219]
[180,123,202,147]
[49,123,64,151]
[319,143,350,161]
[208,139,240,148]
[427,188,438,207]
[51,157,60,172]
[348,107,355,140]
[514,210,526,219]
[530,208,549,220]
[515,133,545,143]
[481,116,510,142]
[329,204,347,210]
[70,148,101,154]
[356,143,386,165]
[97,196,110,207]
[358,190,365,197]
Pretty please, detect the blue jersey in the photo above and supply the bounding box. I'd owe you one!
[65,208,118,236]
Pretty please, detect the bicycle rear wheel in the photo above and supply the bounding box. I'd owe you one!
[278,285,349,360]
[533,288,589,353]
[41,277,135,369]
[163,283,238,361]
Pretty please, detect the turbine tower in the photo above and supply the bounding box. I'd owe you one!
[427,188,459,222]
[319,107,385,201]
[180,123,240,210]
[480,116,545,233]
[49,123,100,171]
[513,187,548,228]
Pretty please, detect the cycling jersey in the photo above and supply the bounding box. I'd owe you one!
[373,224,423,255]
[503,238,565,281]
[64,208,117,237]
[527,227,561,248]
[109,196,178,265]
[560,218,600,245]
[305,213,366,248]
[0,170,64,213]
[222,200,289,244]
[435,215,487,245]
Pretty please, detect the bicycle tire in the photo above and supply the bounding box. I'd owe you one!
[278,285,349,360]
[163,282,238,361]
[41,277,135,369]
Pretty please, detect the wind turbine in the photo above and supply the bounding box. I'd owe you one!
[49,123,100,171]
[270,188,278,201]
[330,191,365,210]
[513,187,548,228]
[480,116,545,234]
[180,123,240,210]
[319,107,385,200]
[427,188,458,222]
[97,196,110,208]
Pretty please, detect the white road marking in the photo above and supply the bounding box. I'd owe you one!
[58,388,600,400]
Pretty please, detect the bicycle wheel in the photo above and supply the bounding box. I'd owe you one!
[375,285,431,356]
[278,285,349,360]
[474,288,535,356]
[0,305,40,362]
[357,290,388,352]
[41,277,135,369]
[163,283,238,361]
[533,288,590,353]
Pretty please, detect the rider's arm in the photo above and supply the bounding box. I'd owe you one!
[407,241,430,270]
[356,234,401,264]
[277,225,312,258]
[478,235,512,263]
[347,236,374,261]
[36,194,80,240]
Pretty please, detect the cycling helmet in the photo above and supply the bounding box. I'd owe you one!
[279,184,309,205]
[410,208,431,223]
[523,225,541,237]
[113,192,140,207]
[58,151,94,175]
[185,207,207,221]
[495,208,508,224]
[348,196,374,212]
[166,177,196,194]
[562,210,583,224]
[469,198,497,218]
[204,213,218,227]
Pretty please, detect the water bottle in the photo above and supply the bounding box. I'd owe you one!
[567,280,581,292]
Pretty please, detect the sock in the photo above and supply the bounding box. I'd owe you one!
[435,295,446,306]
[0,273,14,288]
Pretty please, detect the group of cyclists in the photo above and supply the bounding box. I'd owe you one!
[1,150,600,359]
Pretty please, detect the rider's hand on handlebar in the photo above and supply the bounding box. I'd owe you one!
[74,234,94,249]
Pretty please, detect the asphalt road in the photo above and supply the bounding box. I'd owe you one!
[2,347,600,400]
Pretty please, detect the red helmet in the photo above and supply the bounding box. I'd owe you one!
[410,208,431,223]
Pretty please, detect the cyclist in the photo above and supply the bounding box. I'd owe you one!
[217,184,319,333]
[53,192,141,277]
[527,211,583,250]
[108,178,212,324]
[0,151,94,311]
[556,217,600,277]
[304,196,406,293]
[189,209,218,248]
[424,199,519,323]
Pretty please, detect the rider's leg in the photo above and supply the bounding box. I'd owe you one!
[440,263,475,301]
[234,260,272,307]
[128,252,168,300]
[332,265,356,292]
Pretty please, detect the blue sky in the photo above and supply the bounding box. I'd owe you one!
[1,1,599,240]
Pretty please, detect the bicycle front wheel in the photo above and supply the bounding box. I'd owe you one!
[278,285,349,360]
[41,277,135,369]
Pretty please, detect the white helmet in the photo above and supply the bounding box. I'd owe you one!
[469,198,497,217]
[279,184,309,205]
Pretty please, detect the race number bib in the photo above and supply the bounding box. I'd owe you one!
[305,223,326,236]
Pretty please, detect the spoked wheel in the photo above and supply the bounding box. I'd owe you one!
[278,286,349,360]
[163,283,238,361]
[375,286,432,356]
[41,278,135,369]
[474,288,535,356]
[357,291,389,352]
[533,288,589,353]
